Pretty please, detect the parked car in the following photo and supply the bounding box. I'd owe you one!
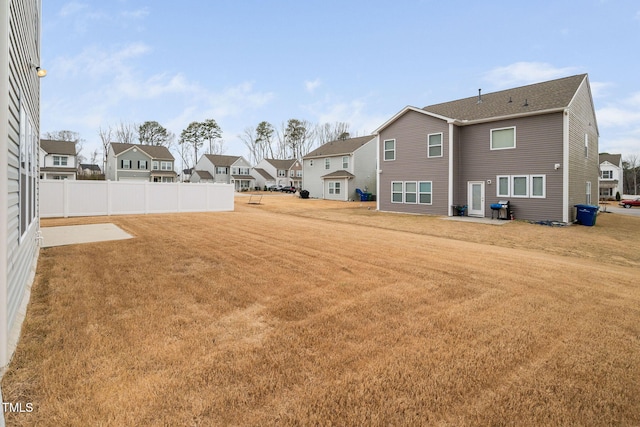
[281,185,296,193]
[619,197,640,208]
[268,185,283,192]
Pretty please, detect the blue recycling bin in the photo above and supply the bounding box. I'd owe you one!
[574,204,599,226]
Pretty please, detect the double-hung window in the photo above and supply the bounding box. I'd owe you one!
[152,161,159,170]
[138,160,148,170]
[404,182,417,203]
[530,175,546,198]
[384,139,396,161]
[512,175,528,197]
[391,182,403,203]
[161,161,172,171]
[53,156,68,166]
[601,170,612,179]
[342,156,349,169]
[418,181,432,204]
[325,158,330,170]
[427,133,442,158]
[328,182,341,194]
[497,176,510,197]
[491,127,516,150]
[121,159,131,169]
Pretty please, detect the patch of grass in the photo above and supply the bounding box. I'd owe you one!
[3,196,640,425]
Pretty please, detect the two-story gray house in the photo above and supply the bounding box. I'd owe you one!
[39,139,78,180]
[252,158,302,189]
[192,154,254,190]
[302,135,377,201]
[375,74,599,223]
[107,143,177,182]
[1,0,43,367]
[599,153,623,199]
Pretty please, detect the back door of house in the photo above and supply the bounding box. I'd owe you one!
[467,181,485,217]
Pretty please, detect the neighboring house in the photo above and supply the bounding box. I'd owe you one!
[107,143,177,182]
[181,167,194,182]
[191,170,214,183]
[78,163,102,177]
[252,158,302,189]
[599,153,623,199]
[376,74,599,223]
[192,154,254,190]
[302,135,377,201]
[0,0,42,368]
[39,139,77,180]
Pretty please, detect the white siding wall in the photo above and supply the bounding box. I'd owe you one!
[1,0,42,368]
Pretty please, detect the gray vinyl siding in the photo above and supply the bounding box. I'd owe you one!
[378,110,449,214]
[3,0,41,367]
[567,79,599,221]
[456,113,565,221]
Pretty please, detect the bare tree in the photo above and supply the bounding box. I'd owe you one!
[43,130,85,163]
[98,126,112,175]
[315,122,350,146]
[114,121,138,144]
[623,154,639,195]
[239,126,258,164]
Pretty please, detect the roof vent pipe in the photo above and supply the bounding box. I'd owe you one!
[477,89,482,104]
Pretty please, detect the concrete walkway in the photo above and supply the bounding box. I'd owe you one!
[40,223,133,248]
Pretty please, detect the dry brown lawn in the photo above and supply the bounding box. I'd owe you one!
[3,194,640,426]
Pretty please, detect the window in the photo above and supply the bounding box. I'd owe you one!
[18,98,37,238]
[342,156,349,169]
[290,170,294,177]
[584,134,589,158]
[586,181,592,204]
[161,161,172,171]
[384,139,396,161]
[153,161,159,170]
[419,181,432,204]
[328,181,341,195]
[296,170,302,177]
[391,182,403,203]
[530,175,546,198]
[138,160,148,170]
[278,169,286,177]
[497,176,510,197]
[216,166,227,174]
[121,159,131,169]
[491,127,516,150]
[404,182,417,203]
[427,133,442,158]
[325,158,330,170]
[53,156,68,166]
[512,175,528,197]
[601,170,612,179]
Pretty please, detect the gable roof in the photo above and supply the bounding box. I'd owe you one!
[303,135,375,159]
[79,163,101,171]
[193,170,213,180]
[599,153,622,166]
[253,168,275,180]
[422,74,587,122]
[40,139,76,155]
[264,158,298,170]
[110,143,174,160]
[203,154,241,167]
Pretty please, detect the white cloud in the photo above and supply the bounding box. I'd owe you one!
[483,62,580,90]
[305,78,322,94]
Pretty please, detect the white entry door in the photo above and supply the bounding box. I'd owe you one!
[467,181,485,217]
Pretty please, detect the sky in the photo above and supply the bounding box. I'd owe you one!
[40,0,640,166]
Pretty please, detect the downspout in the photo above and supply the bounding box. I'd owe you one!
[448,122,454,216]
[375,134,380,211]
[563,110,570,223]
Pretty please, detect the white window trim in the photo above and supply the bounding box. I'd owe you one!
[384,139,396,161]
[530,174,546,198]
[496,175,510,197]
[418,181,433,205]
[122,159,131,169]
[342,156,349,169]
[325,158,330,170]
[404,181,417,204]
[391,181,403,203]
[427,133,443,158]
[490,126,516,150]
[511,175,529,198]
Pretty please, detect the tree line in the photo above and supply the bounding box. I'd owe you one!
[44,118,356,173]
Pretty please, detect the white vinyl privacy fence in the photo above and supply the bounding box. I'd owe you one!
[40,180,234,218]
